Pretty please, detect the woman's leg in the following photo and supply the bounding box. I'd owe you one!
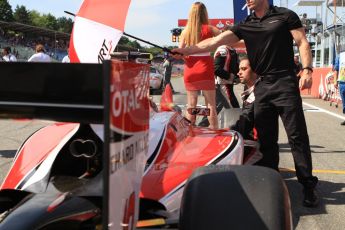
[186,90,199,125]
[203,89,218,129]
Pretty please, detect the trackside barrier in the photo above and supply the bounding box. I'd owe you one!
[300,67,335,99]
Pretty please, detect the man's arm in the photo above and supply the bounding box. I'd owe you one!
[290,27,313,90]
[172,30,240,57]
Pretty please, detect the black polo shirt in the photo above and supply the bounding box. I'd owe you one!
[231,6,302,76]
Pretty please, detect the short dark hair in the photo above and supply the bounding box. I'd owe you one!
[239,53,249,62]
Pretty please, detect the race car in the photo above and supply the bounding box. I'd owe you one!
[149,66,164,90]
[0,60,291,230]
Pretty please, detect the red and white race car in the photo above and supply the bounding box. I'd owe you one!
[0,60,291,230]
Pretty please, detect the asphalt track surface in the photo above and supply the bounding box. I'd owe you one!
[0,76,344,230]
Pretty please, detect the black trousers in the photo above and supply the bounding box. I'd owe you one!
[254,75,318,189]
[164,72,174,91]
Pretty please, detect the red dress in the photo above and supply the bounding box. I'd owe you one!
[183,25,215,91]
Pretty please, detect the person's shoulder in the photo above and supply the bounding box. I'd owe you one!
[272,5,298,17]
[28,53,38,60]
[44,53,51,61]
[237,16,251,25]
[62,55,69,62]
[9,54,17,61]
[271,5,291,13]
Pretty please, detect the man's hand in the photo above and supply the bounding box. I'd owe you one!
[299,69,313,90]
[171,47,190,59]
[170,49,184,60]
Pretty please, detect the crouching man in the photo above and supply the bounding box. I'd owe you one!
[231,55,262,165]
[232,55,257,139]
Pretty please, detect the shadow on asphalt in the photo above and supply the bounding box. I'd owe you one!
[279,143,345,154]
[281,171,345,229]
[0,150,16,158]
[150,88,163,95]
[279,143,325,152]
[150,90,182,96]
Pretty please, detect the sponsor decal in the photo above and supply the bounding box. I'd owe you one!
[111,89,140,118]
[110,62,150,134]
[110,133,148,174]
[108,61,149,230]
[98,39,114,63]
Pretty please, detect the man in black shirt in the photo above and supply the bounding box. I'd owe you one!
[173,0,318,207]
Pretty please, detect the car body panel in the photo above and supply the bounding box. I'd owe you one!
[149,66,163,89]
[141,110,243,205]
[1,123,80,191]
[0,109,243,216]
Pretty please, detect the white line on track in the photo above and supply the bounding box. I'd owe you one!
[303,101,345,120]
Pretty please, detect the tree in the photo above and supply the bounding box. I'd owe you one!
[13,5,31,24]
[56,17,73,33]
[119,36,130,45]
[128,40,142,50]
[145,46,163,56]
[0,0,14,22]
[43,13,58,30]
[29,10,43,27]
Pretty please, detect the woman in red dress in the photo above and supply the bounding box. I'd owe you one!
[179,2,220,129]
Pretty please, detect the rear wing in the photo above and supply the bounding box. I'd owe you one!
[0,60,150,229]
[0,62,103,123]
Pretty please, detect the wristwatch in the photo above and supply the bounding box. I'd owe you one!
[302,66,313,73]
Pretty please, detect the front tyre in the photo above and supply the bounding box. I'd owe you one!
[179,165,292,230]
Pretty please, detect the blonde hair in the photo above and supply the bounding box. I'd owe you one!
[183,2,209,46]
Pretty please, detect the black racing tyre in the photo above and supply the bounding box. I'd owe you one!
[179,165,292,230]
